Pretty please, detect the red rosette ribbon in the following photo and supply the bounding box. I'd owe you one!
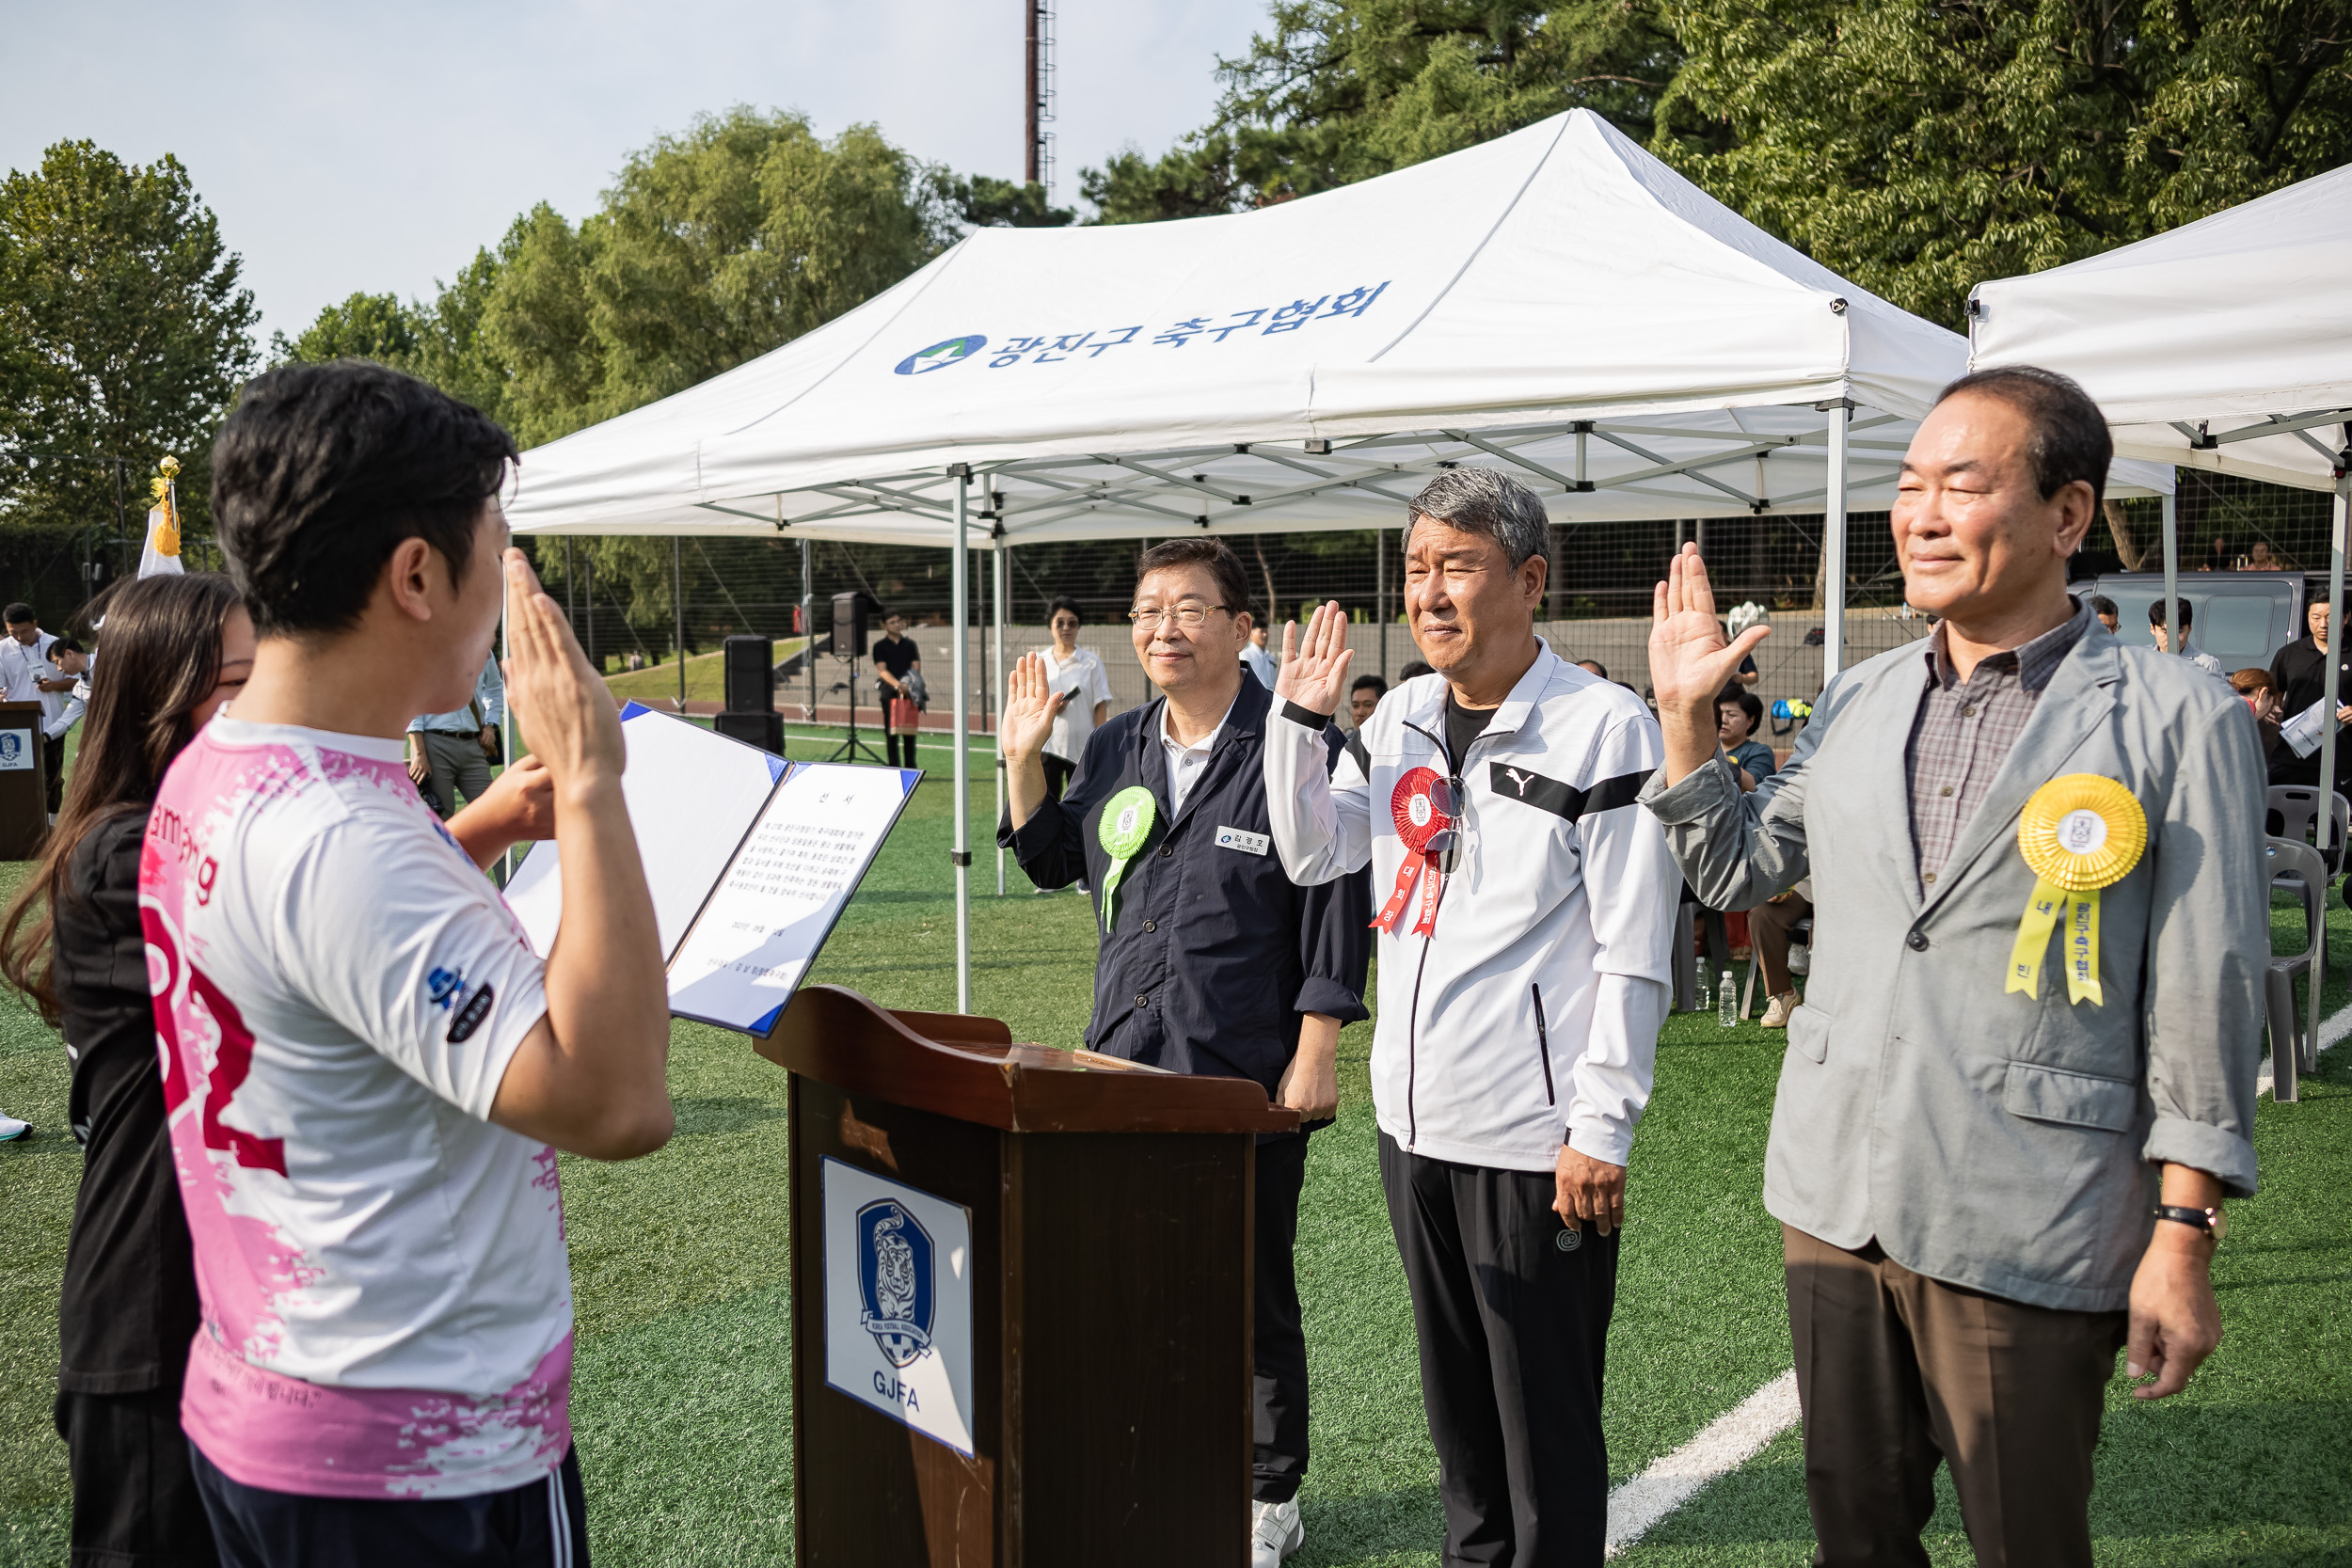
[1371,767,1452,937]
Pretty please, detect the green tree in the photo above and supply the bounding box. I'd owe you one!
[268,291,421,368]
[0,141,259,541]
[1083,1,1684,219]
[478,108,953,449]
[1653,0,2352,327]
[934,174,1075,229]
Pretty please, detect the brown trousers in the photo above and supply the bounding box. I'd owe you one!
[1784,1226,2126,1568]
[1751,893,1812,997]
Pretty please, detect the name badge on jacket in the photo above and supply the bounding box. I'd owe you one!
[1215,826,1270,856]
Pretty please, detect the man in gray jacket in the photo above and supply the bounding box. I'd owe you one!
[1642,366,2263,1567]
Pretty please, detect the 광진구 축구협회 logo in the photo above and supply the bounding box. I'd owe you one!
[893,335,987,375]
[857,1198,936,1367]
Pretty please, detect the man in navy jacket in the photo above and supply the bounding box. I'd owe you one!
[997,537,1370,1568]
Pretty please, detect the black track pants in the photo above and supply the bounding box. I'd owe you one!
[1378,1133,1619,1567]
[1254,1132,1311,1503]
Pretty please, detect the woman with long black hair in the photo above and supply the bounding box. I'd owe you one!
[0,573,251,1565]
[1,573,551,1566]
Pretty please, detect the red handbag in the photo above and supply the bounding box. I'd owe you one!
[888,697,920,731]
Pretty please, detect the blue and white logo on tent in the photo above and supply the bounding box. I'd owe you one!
[856,1198,935,1367]
[893,335,986,375]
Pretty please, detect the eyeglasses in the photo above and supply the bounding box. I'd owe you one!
[1127,602,1230,629]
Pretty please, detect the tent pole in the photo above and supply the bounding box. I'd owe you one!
[501,578,516,884]
[802,538,816,725]
[2162,492,2180,661]
[2311,471,2349,1083]
[993,539,1009,895]
[1822,404,1851,680]
[674,537,685,711]
[1375,523,1387,681]
[951,467,973,1013]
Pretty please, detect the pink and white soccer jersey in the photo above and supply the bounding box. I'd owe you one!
[141,718,568,1499]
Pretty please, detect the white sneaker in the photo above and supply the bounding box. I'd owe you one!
[1761,992,1800,1028]
[1250,1497,1303,1567]
[0,1114,29,1142]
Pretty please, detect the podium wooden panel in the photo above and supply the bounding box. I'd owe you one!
[0,702,47,860]
[756,985,1298,1567]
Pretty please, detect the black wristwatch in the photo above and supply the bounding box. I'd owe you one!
[2153,1204,2228,1243]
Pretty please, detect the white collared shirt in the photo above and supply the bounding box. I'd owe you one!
[1158,693,1237,816]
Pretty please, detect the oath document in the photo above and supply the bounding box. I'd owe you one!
[501,703,918,1034]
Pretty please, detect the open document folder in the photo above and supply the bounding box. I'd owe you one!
[501,703,920,1035]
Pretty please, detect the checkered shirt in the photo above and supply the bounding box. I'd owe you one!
[1904,596,2094,889]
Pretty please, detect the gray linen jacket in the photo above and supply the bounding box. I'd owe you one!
[1640,620,2265,1312]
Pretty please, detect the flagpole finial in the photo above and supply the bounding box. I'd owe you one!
[158,454,181,479]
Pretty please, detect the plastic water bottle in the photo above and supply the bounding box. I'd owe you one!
[1692,974,1708,1013]
[1718,971,1738,1028]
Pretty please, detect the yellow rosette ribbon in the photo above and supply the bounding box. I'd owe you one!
[2006,775,2148,1006]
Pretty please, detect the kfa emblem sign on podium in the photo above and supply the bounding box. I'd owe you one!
[820,1157,977,1454]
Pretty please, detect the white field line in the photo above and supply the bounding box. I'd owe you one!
[2256,997,2352,1098]
[1604,998,2350,1559]
[1605,1369,1801,1557]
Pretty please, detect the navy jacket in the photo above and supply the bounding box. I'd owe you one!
[999,675,1372,1105]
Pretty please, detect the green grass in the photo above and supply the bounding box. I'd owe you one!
[4,770,2349,1565]
[602,638,811,707]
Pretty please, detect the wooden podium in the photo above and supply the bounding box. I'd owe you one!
[0,701,47,860]
[756,986,1298,1567]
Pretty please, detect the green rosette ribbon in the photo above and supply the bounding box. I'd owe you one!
[1095,785,1157,934]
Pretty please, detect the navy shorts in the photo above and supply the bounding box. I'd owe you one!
[190,1445,589,1568]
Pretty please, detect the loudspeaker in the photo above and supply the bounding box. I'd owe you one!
[831,591,881,660]
[713,710,784,754]
[723,635,774,713]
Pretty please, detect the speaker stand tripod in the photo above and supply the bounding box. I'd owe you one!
[824,657,890,765]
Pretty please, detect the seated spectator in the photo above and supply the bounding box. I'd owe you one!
[2246,542,2280,570]
[2148,596,2225,674]
[1750,879,1814,1028]
[1717,689,1773,786]
[2088,594,2120,635]
[1347,673,1387,729]
[2230,667,2283,765]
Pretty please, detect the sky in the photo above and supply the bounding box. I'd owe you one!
[0,0,1268,341]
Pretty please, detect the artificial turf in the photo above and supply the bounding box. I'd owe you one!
[3,733,2348,1564]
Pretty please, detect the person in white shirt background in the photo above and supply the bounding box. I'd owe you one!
[1242,619,1279,689]
[2147,596,2226,675]
[1036,595,1112,800]
[1,605,89,821]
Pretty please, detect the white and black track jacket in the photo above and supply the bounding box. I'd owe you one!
[1263,641,1678,1171]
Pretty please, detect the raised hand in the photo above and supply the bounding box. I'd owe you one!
[1651,545,1770,782]
[1277,600,1356,717]
[999,652,1071,766]
[501,549,626,795]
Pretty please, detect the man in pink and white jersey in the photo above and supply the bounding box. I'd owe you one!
[144,363,672,1566]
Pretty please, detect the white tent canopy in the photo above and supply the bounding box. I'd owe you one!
[508,108,1989,548]
[508,107,2166,1016]
[1968,163,2352,491]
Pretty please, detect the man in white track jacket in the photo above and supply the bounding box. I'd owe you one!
[1263,469,1679,1567]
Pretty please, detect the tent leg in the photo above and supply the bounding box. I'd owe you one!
[2312,474,2348,1079]
[801,538,816,725]
[501,585,516,884]
[1376,524,1388,681]
[674,537,685,712]
[1821,404,1851,680]
[951,467,973,1014]
[2162,493,2181,661]
[993,541,1009,896]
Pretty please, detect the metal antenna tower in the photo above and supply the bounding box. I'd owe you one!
[1025,0,1057,196]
